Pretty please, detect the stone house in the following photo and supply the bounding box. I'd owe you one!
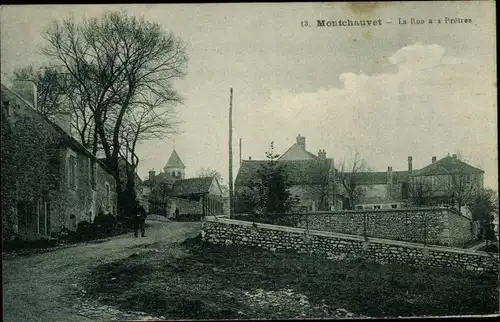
[351,168,410,210]
[409,154,484,208]
[1,83,117,240]
[352,154,484,211]
[143,149,224,217]
[235,135,341,213]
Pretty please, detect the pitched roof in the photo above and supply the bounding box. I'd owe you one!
[278,143,318,161]
[235,158,334,187]
[1,84,113,175]
[412,155,484,177]
[165,149,185,169]
[171,177,215,196]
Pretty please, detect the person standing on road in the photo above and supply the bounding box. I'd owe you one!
[134,201,147,238]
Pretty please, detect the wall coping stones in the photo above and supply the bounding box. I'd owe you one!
[203,216,497,259]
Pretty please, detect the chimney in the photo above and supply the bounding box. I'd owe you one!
[249,156,252,160]
[296,134,306,149]
[432,156,436,163]
[148,169,156,181]
[408,156,413,173]
[12,80,37,109]
[452,154,457,159]
[56,111,72,135]
[318,149,326,159]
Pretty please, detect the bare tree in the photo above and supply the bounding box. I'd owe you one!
[148,180,174,217]
[335,151,371,210]
[117,99,181,190]
[306,159,335,211]
[195,167,228,194]
[10,65,68,117]
[41,11,188,218]
[195,167,223,182]
[408,178,434,207]
[469,188,498,245]
[450,152,482,210]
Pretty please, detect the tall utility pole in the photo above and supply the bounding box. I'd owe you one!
[239,137,242,166]
[228,88,234,219]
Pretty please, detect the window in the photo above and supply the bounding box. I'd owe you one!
[37,198,49,235]
[373,205,381,209]
[105,182,110,212]
[67,154,77,189]
[391,204,398,209]
[89,160,97,189]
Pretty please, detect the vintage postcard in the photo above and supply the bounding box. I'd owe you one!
[1,1,498,321]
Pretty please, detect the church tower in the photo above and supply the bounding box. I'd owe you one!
[164,149,186,180]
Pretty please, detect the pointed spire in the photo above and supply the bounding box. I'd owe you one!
[165,149,185,169]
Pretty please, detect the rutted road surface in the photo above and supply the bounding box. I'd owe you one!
[2,219,201,322]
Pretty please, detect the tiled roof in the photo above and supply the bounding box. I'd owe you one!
[171,177,215,196]
[412,155,484,177]
[165,149,185,169]
[235,158,334,187]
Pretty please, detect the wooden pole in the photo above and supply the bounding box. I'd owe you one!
[228,88,234,219]
[239,137,242,166]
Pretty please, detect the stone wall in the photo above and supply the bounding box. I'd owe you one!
[51,147,118,232]
[166,197,203,217]
[298,208,471,246]
[447,211,473,246]
[201,217,498,274]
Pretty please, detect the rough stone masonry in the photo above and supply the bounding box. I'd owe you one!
[300,207,472,247]
[201,217,498,274]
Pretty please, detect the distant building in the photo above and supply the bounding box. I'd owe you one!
[143,149,224,217]
[354,154,485,210]
[351,167,409,210]
[409,154,484,207]
[1,82,117,240]
[235,134,341,213]
[235,133,485,213]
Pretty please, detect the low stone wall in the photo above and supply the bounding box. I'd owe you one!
[167,197,202,216]
[201,217,498,274]
[298,207,471,246]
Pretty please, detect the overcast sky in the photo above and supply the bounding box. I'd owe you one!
[1,2,497,189]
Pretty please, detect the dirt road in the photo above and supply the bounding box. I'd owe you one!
[2,219,201,322]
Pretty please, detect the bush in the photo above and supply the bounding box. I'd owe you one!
[92,213,125,239]
[3,235,59,253]
[480,244,499,253]
[75,220,93,241]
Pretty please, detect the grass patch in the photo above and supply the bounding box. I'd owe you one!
[83,235,499,319]
[2,237,60,254]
